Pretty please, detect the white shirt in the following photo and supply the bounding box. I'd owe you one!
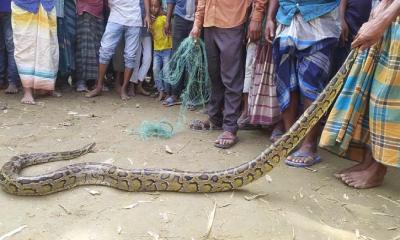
[108,0,142,27]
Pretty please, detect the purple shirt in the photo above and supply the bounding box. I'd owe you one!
[76,0,106,19]
[0,0,11,13]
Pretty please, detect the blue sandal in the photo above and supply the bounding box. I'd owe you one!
[285,150,321,168]
[163,96,182,107]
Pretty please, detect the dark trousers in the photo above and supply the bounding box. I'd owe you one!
[205,26,245,134]
[0,13,19,86]
[169,15,193,96]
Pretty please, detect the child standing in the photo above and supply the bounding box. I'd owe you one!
[86,0,151,100]
[151,0,172,101]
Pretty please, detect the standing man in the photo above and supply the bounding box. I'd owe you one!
[268,0,341,167]
[162,0,196,106]
[190,0,266,149]
[85,0,151,100]
[0,0,20,94]
[75,0,107,92]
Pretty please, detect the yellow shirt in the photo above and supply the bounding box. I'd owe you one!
[152,15,172,51]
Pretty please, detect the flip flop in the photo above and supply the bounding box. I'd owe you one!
[163,96,182,107]
[214,133,239,149]
[189,119,222,131]
[285,150,321,168]
[270,128,284,143]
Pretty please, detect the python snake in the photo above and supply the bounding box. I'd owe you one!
[0,50,357,196]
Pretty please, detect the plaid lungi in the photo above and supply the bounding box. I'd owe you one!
[75,13,104,83]
[57,0,76,75]
[247,42,280,126]
[320,17,400,167]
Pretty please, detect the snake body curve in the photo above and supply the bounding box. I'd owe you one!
[0,51,357,196]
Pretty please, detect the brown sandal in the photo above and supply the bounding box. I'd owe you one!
[214,131,239,149]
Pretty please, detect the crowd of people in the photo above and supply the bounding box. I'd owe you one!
[0,0,399,189]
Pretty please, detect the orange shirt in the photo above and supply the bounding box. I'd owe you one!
[194,0,267,29]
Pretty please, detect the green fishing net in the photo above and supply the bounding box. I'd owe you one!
[137,37,210,139]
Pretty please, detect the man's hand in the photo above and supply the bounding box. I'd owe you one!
[144,14,152,30]
[247,20,262,42]
[264,20,276,43]
[340,19,350,46]
[351,17,386,50]
[190,25,202,39]
[163,21,171,36]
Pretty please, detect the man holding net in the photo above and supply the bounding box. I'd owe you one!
[189,0,266,149]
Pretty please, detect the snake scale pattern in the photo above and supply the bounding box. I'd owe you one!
[0,50,357,196]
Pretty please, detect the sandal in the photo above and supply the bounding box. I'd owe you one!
[285,150,321,168]
[189,119,222,131]
[163,96,182,107]
[214,132,239,149]
[187,103,197,111]
[270,128,284,143]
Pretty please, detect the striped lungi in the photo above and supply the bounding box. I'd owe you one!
[75,12,104,82]
[273,8,340,112]
[320,17,400,167]
[11,3,58,91]
[247,42,280,126]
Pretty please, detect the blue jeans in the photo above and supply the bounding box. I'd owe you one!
[0,13,19,86]
[153,49,172,92]
[99,22,140,69]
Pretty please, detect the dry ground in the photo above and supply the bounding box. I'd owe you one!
[0,92,399,240]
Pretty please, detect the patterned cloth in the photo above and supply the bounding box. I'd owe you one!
[273,7,339,112]
[57,0,76,75]
[75,12,104,83]
[277,0,339,25]
[13,0,56,13]
[320,17,400,168]
[12,2,58,90]
[248,42,280,126]
[275,7,340,50]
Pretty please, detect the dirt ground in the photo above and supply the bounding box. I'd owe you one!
[0,92,399,240]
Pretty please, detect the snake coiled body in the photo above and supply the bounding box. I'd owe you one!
[0,51,357,196]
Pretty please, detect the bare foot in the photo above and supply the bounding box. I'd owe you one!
[21,89,36,105]
[120,91,130,101]
[339,161,387,189]
[5,84,18,94]
[115,82,122,95]
[334,149,374,178]
[86,88,102,98]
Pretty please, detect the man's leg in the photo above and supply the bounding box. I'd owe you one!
[204,27,224,128]
[136,35,152,96]
[239,42,258,125]
[170,16,194,101]
[0,14,6,88]
[3,13,20,93]
[213,26,245,147]
[286,45,335,166]
[86,22,123,98]
[128,35,142,96]
[121,26,141,100]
